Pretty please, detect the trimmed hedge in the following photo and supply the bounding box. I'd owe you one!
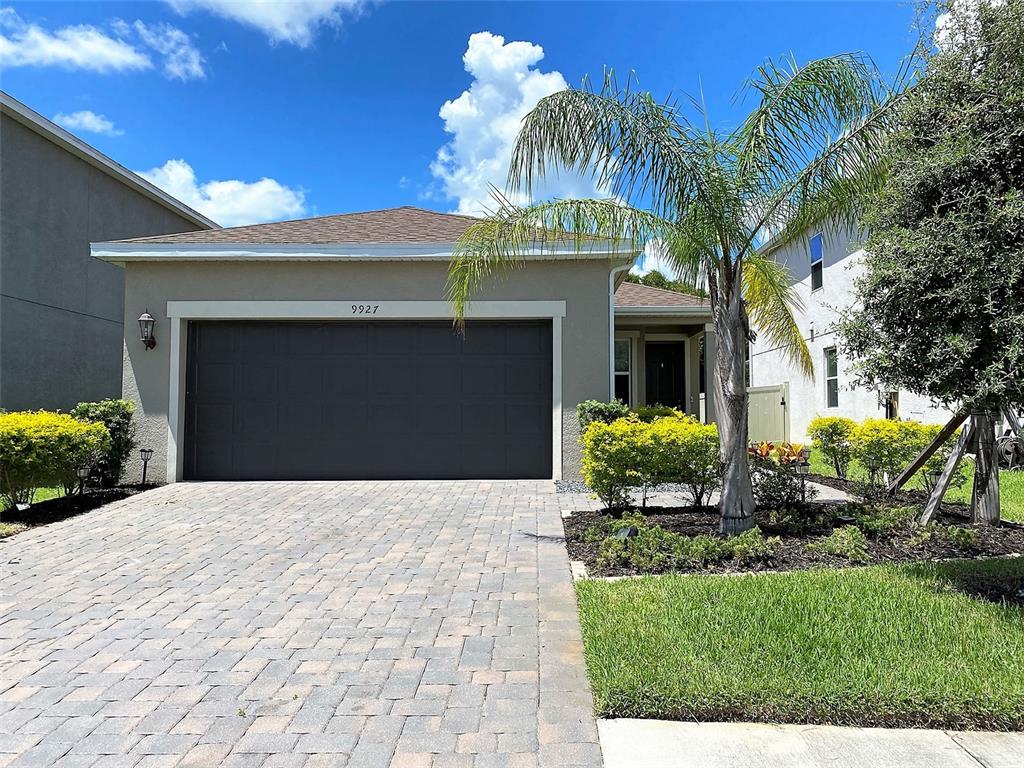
[581,415,721,510]
[0,411,110,509]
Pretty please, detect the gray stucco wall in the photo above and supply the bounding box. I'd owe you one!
[0,114,202,411]
[119,258,620,483]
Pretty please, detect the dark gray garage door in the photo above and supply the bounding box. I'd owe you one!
[183,320,552,480]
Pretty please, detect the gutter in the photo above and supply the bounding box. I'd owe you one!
[614,305,710,316]
[608,263,633,399]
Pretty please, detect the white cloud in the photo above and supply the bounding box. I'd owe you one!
[631,241,680,279]
[53,110,123,136]
[137,159,307,227]
[167,0,363,47]
[0,7,150,73]
[0,8,204,79]
[118,20,205,80]
[430,32,606,217]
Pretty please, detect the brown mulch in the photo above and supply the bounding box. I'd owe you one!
[2,487,148,533]
[563,501,1024,577]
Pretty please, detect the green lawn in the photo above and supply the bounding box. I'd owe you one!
[810,453,1024,523]
[31,486,65,504]
[576,558,1024,729]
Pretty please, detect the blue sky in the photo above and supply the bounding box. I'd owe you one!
[2,1,921,227]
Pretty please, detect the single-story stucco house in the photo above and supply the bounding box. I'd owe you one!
[92,206,714,483]
[0,91,215,411]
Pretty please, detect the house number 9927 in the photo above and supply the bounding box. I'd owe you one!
[351,304,380,315]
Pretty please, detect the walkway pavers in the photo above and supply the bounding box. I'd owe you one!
[0,480,603,768]
[599,717,1024,767]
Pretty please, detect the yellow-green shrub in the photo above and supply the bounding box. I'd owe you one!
[848,418,920,485]
[581,415,721,510]
[807,416,855,478]
[0,411,110,508]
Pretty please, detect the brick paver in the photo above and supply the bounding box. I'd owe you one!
[0,481,602,767]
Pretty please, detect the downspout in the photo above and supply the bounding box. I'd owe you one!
[608,262,632,399]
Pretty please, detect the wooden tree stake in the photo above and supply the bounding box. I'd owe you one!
[920,420,974,526]
[887,408,968,495]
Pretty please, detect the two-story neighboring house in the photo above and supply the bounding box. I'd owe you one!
[747,224,954,442]
[0,91,216,411]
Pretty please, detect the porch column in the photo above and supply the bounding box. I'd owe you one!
[687,333,702,418]
[703,323,717,425]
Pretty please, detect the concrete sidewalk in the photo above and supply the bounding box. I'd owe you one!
[599,719,1024,768]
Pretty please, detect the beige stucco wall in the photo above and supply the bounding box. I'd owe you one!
[119,258,624,483]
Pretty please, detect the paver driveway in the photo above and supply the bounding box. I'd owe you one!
[0,481,602,768]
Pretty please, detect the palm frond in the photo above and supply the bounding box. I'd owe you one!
[509,71,709,219]
[743,255,813,377]
[446,197,688,322]
[735,52,916,254]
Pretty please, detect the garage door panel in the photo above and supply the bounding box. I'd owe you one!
[197,363,236,397]
[184,320,551,480]
[462,365,504,394]
[324,359,369,394]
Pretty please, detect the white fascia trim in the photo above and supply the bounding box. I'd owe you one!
[615,306,711,316]
[164,299,566,483]
[1,91,217,230]
[166,300,566,319]
[93,241,639,263]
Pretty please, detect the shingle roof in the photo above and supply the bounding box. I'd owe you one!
[614,281,708,308]
[117,206,481,245]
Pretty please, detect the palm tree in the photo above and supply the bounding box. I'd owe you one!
[446,55,906,534]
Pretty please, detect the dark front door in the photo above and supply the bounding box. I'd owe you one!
[183,320,552,480]
[645,341,685,409]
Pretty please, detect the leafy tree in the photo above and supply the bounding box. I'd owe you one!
[624,269,708,298]
[447,58,902,533]
[839,0,1024,411]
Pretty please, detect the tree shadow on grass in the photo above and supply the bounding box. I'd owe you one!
[903,558,1024,608]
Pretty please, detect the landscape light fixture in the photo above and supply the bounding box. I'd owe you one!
[140,447,154,486]
[75,465,90,495]
[138,310,156,350]
[796,447,811,503]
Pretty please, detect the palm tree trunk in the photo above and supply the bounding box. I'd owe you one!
[714,278,756,535]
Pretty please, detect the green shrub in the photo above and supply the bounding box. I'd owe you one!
[650,417,721,506]
[912,524,979,550]
[848,418,920,486]
[852,504,916,540]
[730,527,782,565]
[581,415,721,510]
[577,399,629,429]
[70,399,136,488]
[809,525,871,563]
[941,525,979,550]
[581,417,655,511]
[749,451,817,511]
[807,416,855,479]
[595,515,777,572]
[0,411,110,509]
[631,405,681,423]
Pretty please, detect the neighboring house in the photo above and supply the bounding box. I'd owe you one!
[0,91,215,411]
[92,206,715,483]
[747,224,953,442]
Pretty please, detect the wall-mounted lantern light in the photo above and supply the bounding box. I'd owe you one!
[139,447,154,486]
[138,310,156,350]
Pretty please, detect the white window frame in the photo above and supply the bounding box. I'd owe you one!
[824,346,839,408]
[613,332,639,406]
[164,300,566,482]
[809,232,824,293]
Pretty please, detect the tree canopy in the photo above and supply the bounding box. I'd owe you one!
[839,0,1024,409]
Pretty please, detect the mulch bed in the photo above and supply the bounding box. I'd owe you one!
[563,501,1024,577]
[2,486,148,533]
